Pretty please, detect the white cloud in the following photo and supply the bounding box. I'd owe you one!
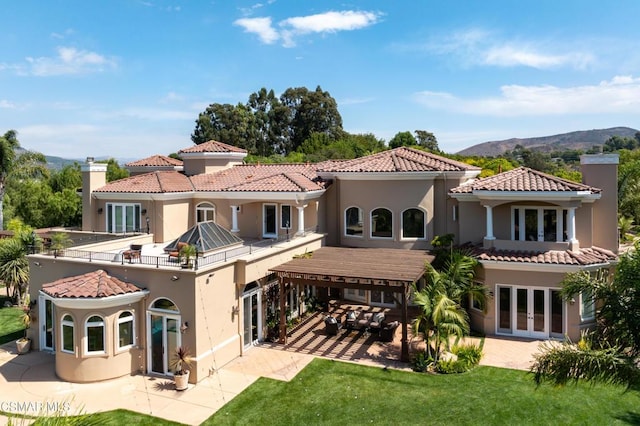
[0,100,17,109]
[234,10,382,47]
[339,96,375,106]
[24,46,117,76]
[234,17,280,44]
[414,75,640,116]
[414,28,594,70]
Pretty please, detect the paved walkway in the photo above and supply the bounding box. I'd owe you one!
[0,336,545,425]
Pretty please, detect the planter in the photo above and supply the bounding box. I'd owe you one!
[174,370,190,391]
[16,338,31,354]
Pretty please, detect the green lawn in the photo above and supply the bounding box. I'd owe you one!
[0,297,26,345]
[203,358,640,425]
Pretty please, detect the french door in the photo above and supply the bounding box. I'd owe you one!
[243,289,261,349]
[148,313,181,375]
[497,286,564,339]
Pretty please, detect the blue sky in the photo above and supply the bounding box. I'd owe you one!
[2,1,640,160]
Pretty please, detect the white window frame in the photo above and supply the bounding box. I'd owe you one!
[344,206,364,237]
[401,207,426,240]
[117,311,135,351]
[580,290,595,321]
[196,202,216,223]
[106,203,141,233]
[85,315,106,356]
[370,207,393,239]
[511,206,567,242]
[61,313,74,354]
[262,203,278,238]
[280,205,292,229]
[469,294,483,312]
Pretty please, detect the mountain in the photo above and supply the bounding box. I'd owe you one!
[457,127,639,157]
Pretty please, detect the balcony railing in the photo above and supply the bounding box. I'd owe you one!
[36,227,320,271]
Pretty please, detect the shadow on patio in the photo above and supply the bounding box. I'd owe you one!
[262,301,421,370]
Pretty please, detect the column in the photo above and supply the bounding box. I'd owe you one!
[230,205,239,233]
[484,205,495,240]
[567,207,577,242]
[296,205,307,235]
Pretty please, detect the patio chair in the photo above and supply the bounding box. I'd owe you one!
[344,310,359,330]
[168,242,188,260]
[324,315,342,335]
[369,312,385,332]
[379,321,399,342]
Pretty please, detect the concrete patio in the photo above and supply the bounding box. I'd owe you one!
[0,330,544,425]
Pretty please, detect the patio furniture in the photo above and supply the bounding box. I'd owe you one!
[369,312,386,332]
[168,242,188,260]
[344,310,359,330]
[123,244,142,263]
[324,315,342,335]
[379,321,399,342]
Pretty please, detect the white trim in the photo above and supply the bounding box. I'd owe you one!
[93,189,326,202]
[400,207,427,240]
[280,204,292,229]
[196,202,216,223]
[370,207,393,239]
[451,192,600,202]
[39,290,149,309]
[579,291,596,322]
[262,203,278,238]
[84,314,106,356]
[81,163,107,172]
[344,206,364,238]
[479,261,612,273]
[60,313,75,354]
[179,151,247,160]
[146,310,182,376]
[116,310,135,351]
[319,170,480,181]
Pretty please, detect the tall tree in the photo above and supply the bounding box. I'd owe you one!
[247,88,283,156]
[191,102,256,152]
[389,131,416,148]
[414,130,440,152]
[0,219,31,305]
[0,130,20,230]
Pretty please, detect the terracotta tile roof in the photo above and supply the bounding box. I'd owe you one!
[42,270,144,299]
[473,246,616,266]
[179,140,247,154]
[125,155,183,167]
[318,147,481,173]
[451,167,600,194]
[94,171,194,193]
[190,164,325,192]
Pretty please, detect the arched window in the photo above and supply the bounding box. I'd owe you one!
[117,311,134,349]
[371,208,393,238]
[196,202,216,223]
[402,208,426,239]
[61,314,74,354]
[345,207,363,237]
[151,298,179,312]
[85,315,105,354]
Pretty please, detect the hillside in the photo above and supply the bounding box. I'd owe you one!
[457,127,639,157]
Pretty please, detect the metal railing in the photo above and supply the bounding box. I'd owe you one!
[38,227,320,271]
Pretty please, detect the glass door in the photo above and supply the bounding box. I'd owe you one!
[39,297,55,351]
[243,291,261,349]
[263,204,277,238]
[345,288,367,303]
[512,287,548,338]
[149,314,180,375]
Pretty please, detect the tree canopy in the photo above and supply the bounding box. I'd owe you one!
[192,86,344,156]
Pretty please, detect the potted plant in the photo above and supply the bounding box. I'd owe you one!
[179,244,197,269]
[16,304,33,354]
[49,232,72,257]
[170,346,192,390]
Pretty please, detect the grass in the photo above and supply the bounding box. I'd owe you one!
[203,358,640,425]
[4,409,184,425]
[0,296,26,345]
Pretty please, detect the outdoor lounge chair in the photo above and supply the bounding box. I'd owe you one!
[379,321,399,342]
[168,242,188,260]
[324,315,342,335]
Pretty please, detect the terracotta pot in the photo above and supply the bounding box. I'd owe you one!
[174,370,190,391]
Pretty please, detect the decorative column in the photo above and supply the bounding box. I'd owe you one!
[230,205,239,233]
[567,207,577,242]
[296,205,307,235]
[484,205,495,240]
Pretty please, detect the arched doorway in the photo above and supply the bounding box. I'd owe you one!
[242,282,262,349]
[147,298,182,375]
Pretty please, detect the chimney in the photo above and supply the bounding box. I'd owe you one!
[81,157,107,232]
[580,154,619,253]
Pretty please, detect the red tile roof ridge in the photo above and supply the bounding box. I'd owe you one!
[42,270,144,299]
[179,140,248,154]
[125,154,183,167]
[474,245,617,265]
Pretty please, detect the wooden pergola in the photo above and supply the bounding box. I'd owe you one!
[269,247,433,362]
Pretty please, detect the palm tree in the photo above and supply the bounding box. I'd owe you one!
[0,237,29,305]
[531,245,640,387]
[0,130,20,230]
[412,250,482,361]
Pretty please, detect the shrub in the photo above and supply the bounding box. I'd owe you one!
[435,359,469,374]
[452,343,483,367]
[411,351,432,372]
